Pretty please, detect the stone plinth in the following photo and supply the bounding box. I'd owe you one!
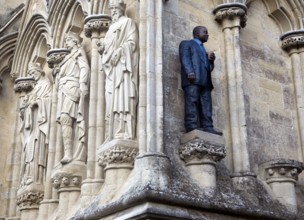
[261,159,304,213]
[179,130,226,191]
[51,161,86,219]
[16,183,44,220]
[97,139,138,203]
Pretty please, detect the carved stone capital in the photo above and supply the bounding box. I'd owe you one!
[14,77,36,93]
[280,30,304,52]
[17,191,44,210]
[213,3,247,28]
[264,159,304,184]
[84,14,112,38]
[46,48,70,69]
[179,139,226,165]
[98,140,138,169]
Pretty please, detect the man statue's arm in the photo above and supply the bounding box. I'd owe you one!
[179,41,195,82]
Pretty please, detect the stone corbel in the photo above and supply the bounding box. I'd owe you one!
[84,14,111,39]
[261,159,304,213]
[14,77,36,93]
[47,48,70,80]
[179,130,226,190]
[281,30,304,54]
[213,3,247,29]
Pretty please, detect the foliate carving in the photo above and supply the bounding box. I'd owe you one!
[14,77,36,93]
[46,48,70,69]
[84,15,112,38]
[264,159,304,183]
[281,30,304,51]
[52,175,82,189]
[179,139,226,164]
[213,3,247,28]
[16,191,44,209]
[98,146,138,168]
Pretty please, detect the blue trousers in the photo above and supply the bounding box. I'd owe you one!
[184,85,213,132]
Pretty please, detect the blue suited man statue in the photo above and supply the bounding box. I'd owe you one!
[179,26,222,135]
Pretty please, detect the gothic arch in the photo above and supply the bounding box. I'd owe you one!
[261,0,293,33]
[48,0,89,48]
[0,32,18,77]
[11,14,51,78]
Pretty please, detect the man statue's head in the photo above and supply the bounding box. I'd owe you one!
[28,63,45,81]
[193,26,209,43]
[109,0,126,22]
[64,32,82,51]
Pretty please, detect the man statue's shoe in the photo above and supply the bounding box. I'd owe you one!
[201,128,223,136]
[61,156,72,164]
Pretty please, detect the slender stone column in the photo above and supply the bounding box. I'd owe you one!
[51,170,84,219]
[281,30,304,162]
[14,77,41,220]
[37,48,70,220]
[83,14,111,195]
[213,3,254,186]
[262,159,304,213]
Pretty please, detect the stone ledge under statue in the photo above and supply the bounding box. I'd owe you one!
[70,150,295,220]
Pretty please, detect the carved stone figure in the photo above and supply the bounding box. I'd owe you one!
[179,26,222,135]
[99,0,139,141]
[56,33,90,164]
[19,63,52,186]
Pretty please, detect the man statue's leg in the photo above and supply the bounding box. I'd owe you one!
[200,88,222,135]
[60,113,74,164]
[184,85,199,132]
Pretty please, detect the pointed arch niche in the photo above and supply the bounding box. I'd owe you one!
[241,0,300,172]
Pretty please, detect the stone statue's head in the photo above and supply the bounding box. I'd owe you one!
[64,32,82,50]
[109,0,126,22]
[27,63,45,81]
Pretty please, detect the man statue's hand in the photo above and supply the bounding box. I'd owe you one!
[110,48,122,66]
[208,51,216,62]
[188,73,196,83]
[80,83,88,96]
[97,41,105,55]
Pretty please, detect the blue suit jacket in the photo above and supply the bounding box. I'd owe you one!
[179,39,214,90]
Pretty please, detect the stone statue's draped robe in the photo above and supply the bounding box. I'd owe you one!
[19,77,52,185]
[56,48,90,161]
[102,15,139,140]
